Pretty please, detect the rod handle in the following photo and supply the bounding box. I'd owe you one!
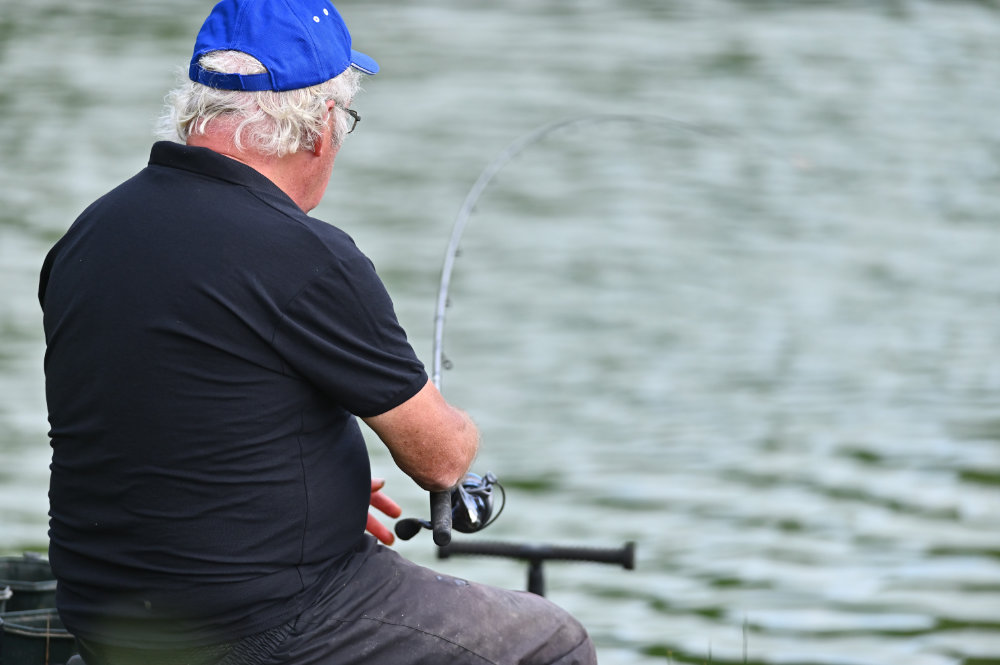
[430,490,452,546]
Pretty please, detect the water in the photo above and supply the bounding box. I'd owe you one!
[2,1,999,663]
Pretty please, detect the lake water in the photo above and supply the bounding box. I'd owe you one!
[1,1,999,663]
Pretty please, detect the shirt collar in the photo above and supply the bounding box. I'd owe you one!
[148,141,297,208]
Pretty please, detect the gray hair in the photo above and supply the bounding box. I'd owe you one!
[157,50,363,157]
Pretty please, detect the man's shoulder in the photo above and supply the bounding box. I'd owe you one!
[294,213,361,254]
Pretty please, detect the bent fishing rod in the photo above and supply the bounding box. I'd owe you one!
[397,112,749,550]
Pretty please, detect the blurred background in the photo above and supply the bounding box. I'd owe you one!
[2,1,999,663]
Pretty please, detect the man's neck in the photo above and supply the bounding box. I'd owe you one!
[186,130,332,212]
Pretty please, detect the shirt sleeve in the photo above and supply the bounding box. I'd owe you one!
[271,252,428,417]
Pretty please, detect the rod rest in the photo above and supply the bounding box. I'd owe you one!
[437,539,635,596]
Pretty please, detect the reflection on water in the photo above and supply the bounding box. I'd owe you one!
[2,1,999,663]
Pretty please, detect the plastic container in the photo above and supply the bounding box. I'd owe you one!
[0,553,57,612]
[0,609,78,665]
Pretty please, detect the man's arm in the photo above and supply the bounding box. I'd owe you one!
[362,379,479,492]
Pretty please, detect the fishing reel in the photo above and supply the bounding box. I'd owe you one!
[395,471,505,542]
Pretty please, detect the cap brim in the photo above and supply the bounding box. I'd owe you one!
[350,49,378,75]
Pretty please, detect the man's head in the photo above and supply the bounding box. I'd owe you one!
[158,0,376,157]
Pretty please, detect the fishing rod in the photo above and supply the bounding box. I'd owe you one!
[397,113,750,572]
[399,115,669,546]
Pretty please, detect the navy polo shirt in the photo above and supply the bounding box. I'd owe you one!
[39,142,428,647]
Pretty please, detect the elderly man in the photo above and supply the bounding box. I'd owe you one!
[40,1,595,664]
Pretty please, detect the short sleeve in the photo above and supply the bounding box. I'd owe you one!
[272,253,427,417]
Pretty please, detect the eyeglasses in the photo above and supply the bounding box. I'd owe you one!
[339,105,361,134]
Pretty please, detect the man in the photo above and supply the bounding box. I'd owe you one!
[39,0,596,663]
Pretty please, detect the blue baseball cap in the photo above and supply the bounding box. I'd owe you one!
[189,0,378,92]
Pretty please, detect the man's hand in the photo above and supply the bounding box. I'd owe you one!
[366,478,403,545]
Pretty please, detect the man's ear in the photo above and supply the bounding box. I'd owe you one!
[314,100,338,156]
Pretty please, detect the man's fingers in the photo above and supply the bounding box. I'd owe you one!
[370,490,402,518]
[366,512,395,545]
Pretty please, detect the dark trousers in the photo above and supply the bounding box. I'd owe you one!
[79,536,596,665]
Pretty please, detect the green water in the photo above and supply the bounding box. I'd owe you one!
[1,1,999,663]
